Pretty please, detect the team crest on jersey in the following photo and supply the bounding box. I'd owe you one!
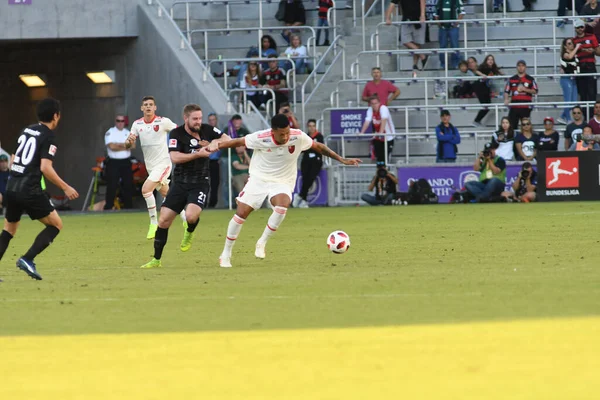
[49,145,57,156]
[288,146,295,154]
[190,139,198,146]
[169,139,177,148]
[153,125,160,132]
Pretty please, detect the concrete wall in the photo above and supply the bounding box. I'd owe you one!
[0,0,137,40]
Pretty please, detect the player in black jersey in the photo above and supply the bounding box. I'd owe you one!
[138,104,230,269]
[0,98,79,280]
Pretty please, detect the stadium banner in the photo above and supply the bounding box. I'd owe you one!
[537,151,600,201]
[397,164,523,203]
[293,169,328,205]
[329,109,371,135]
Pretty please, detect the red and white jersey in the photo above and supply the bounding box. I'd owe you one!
[130,115,177,169]
[244,128,314,188]
[365,105,395,142]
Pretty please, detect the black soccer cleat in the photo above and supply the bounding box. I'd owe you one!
[16,258,42,281]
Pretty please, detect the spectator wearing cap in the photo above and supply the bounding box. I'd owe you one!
[538,117,560,152]
[504,60,538,130]
[465,142,506,203]
[573,18,599,118]
[587,100,600,137]
[514,117,539,161]
[0,154,9,215]
[433,0,466,71]
[362,67,401,106]
[435,110,461,163]
[570,124,600,150]
[564,105,587,150]
[103,115,134,210]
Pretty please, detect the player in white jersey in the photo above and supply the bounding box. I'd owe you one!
[208,114,361,268]
[126,96,182,239]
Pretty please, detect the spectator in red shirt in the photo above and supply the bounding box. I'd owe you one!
[261,55,288,110]
[361,67,401,106]
[587,101,600,136]
[504,60,538,130]
[573,19,600,118]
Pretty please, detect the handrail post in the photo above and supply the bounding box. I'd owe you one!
[186,2,190,39]
[361,0,366,51]
[342,47,346,80]
[404,107,409,163]
[534,47,538,75]
[424,78,429,133]
[483,0,488,46]
[503,0,507,18]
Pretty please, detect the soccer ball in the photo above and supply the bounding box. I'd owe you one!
[327,230,350,254]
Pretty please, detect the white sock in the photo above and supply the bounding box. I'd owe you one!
[222,214,245,257]
[180,209,187,222]
[258,206,287,244]
[143,192,157,225]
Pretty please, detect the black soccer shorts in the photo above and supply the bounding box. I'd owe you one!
[161,182,210,214]
[4,191,55,222]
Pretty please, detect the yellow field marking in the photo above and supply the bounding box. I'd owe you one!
[1,317,599,400]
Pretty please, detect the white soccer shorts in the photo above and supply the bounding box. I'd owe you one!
[236,177,293,210]
[147,163,171,188]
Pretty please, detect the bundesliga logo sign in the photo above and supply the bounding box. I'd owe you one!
[545,157,580,196]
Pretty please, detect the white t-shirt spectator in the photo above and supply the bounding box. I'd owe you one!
[284,45,308,60]
[365,105,396,142]
[105,126,131,159]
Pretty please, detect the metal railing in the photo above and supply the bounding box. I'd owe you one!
[318,100,596,157]
[301,35,346,126]
[331,72,600,117]
[146,0,229,103]
[171,0,339,46]
[227,87,277,120]
[204,56,298,103]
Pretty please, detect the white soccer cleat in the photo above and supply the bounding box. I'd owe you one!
[219,255,232,268]
[255,242,266,259]
[292,195,301,208]
[298,200,309,208]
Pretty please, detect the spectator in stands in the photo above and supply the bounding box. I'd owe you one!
[361,67,401,106]
[221,115,251,207]
[259,35,278,70]
[282,0,306,44]
[570,124,600,150]
[465,142,506,203]
[279,102,300,128]
[262,55,288,110]
[103,115,133,210]
[504,60,538,130]
[360,95,396,162]
[435,110,461,163]
[425,0,437,44]
[361,161,398,206]
[235,46,260,88]
[564,105,587,150]
[316,0,333,46]
[240,61,266,110]
[478,55,503,98]
[294,119,325,208]
[230,145,250,195]
[207,113,221,208]
[283,34,309,74]
[581,0,600,42]
[557,0,585,27]
[573,19,599,118]
[558,38,580,125]
[0,154,8,216]
[468,57,492,127]
[492,117,515,161]
[385,0,428,73]
[493,0,508,12]
[588,100,600,136]
[538,117,560,152]
[433,0,465,71]
[515,117,539,161]
[501,162,537,203]
[452,60,474,98]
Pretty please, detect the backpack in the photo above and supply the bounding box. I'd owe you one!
[407,178,439,205]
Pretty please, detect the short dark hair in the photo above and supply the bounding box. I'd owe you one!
[583,124,593,131]
[271,114,290,129]
[268,54,278,59]
[368,95,380,103]
[307,119,316,125]
[371,67,381,72]
[572,105,583,113]
[279,102,290,109]
[183,103,202,117]
[458,60,468,69]
[231,114,242,121]
[141,96,155,104]
[36,98,61,123]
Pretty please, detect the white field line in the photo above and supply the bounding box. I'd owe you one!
[546,211,600,216]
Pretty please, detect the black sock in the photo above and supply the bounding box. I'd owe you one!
[153,227,169,260]
[0,230,14,261]
[187,219,199,233]
[23,226,60,261]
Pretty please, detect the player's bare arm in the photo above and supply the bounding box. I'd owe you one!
[311,142,361,166]
[40,159,79,200]
[211,137,245,152]
[209,133,231,148]
[169,148,212,164]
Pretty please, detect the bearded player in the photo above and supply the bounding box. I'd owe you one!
[209,114,361,268]
[126,96,184,239]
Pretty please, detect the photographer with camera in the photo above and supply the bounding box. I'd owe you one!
[501,161,537,202]
[464,142,506,203]
[569,125,600,151]
[360,161,398,206]
[278,102,300,129]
